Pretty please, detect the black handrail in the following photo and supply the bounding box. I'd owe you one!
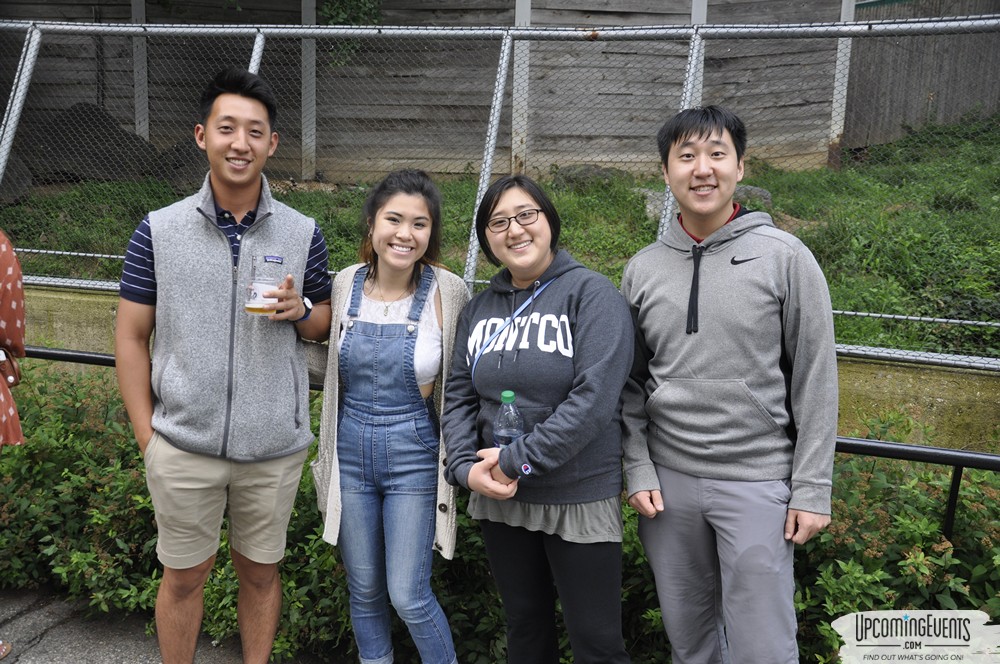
[835,436,1000,539]
[26,345,116,367]
[22,345,1000,539]
[835,436,1000,471]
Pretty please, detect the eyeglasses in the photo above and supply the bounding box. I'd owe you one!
[486,208,542,233]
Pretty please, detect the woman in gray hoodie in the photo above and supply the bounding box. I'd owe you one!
[443,175,633,664]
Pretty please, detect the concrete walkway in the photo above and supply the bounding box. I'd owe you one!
[0,586,324,663]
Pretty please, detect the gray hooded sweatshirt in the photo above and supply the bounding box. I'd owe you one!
[443,250,634,505]
[148,175,315,461]
[620,209,838,514]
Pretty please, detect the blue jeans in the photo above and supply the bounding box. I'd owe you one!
[337,401,456,664]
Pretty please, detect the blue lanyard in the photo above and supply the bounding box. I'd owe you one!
[471,279,554,380]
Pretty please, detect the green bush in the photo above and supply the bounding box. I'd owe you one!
[794,416,1000,663]
[0,361,159,611]
[3,363,998,662]
[795,458,1000,662]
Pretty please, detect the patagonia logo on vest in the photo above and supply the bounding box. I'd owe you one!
[263,255,284,264]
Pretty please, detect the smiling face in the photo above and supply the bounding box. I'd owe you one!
[484,187,554,288]
[369,192,433,276]
[663,128,745,237]
[195,92,278,198]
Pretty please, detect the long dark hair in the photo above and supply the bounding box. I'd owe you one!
[359,169,443,288]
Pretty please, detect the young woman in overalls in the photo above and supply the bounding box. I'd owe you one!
[312,170,470,664]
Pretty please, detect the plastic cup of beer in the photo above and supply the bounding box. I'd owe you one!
[245,276,279,315]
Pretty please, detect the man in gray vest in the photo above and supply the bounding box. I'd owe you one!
[115,67,332,663]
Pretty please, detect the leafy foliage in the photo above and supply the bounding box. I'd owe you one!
[794,416,1000,662]
[2,364,998,662]
[744,113,1000,355]
[317,0,382,66]
[319,0,380,26]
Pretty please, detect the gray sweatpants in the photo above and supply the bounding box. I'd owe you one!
[638,465,798,664]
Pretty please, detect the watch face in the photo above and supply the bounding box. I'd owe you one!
[295,296,313,322]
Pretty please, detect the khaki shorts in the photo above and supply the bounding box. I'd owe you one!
[143,431,308,569]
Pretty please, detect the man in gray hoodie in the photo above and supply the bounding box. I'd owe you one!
[621,106,838,664]
[115,67,332,663]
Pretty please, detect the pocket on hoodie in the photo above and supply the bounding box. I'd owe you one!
[521,406,554,436]
[647,378,781,446]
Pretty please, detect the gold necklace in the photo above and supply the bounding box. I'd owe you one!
[373,280,409,316]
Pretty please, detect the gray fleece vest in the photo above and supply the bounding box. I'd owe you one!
[148,175,315,461]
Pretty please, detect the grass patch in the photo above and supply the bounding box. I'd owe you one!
[744,113,1000,355]
[1,114,998,355]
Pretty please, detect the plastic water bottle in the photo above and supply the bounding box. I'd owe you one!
[493,390,524,448]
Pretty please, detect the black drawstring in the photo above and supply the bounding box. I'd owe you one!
[512,280,542,364]
[686,245,704,334]
[476,278,552,373]
[498,285,521,368]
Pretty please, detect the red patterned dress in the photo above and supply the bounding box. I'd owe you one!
[0,228,24,447]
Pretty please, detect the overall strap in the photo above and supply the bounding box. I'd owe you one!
[346,265,369,318]
[406,264,435,324]
[471,278,554,380]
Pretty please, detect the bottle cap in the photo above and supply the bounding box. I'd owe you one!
[500,390,516,404]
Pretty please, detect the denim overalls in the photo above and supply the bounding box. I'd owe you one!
[336,265,456,664]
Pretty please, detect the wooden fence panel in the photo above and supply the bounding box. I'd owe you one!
[843,0,1000,147]
[0,0,131,22]
[144,0,301,25]
[3,0,996,181]
[312,37,506,181]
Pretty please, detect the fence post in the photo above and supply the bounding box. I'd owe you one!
[510,0,531,175]
[691,0,707,24]
[943,465,964,540]
[463,31,514,290]
[658,28,703,240]
[828,0,856,168]
[131,20,149,141]
[0,26,42,189]
[301,0,317,181]
[249,30,266,74]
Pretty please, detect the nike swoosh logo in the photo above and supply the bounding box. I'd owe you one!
[731,256,761,265]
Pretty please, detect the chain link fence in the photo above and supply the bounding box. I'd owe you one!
[0,18,998,365]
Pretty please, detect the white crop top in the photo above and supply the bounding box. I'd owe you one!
[337,280,443,386]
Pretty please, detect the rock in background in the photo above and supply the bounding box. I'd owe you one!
[0,153,32,204]
[19,102,158,183]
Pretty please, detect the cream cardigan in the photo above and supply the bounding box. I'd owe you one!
[309,263,470,559]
